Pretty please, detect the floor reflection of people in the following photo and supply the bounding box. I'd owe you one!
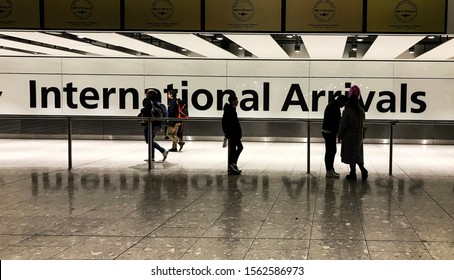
[323,178,336,220]
[223,175,242,239]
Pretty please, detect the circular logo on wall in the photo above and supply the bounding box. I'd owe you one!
[313,0,336,22]
[151,0,174,21]
[0,0,13,19]
[71,0,94,20]
[232,0,254,22]
[395,0,417,23]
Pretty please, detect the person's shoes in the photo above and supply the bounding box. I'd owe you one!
[326,169,339,178]
[361,169,368,181]
[228,169,241,175]
[178,141,185,151]
[228,164,241,175]
[332,169,340,176]
[162,150,168,161]
[346,173,357,181]
[233,164,242,173]
[144,158,155,162]
[168,148,178,152]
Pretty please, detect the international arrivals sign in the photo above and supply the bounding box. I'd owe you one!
[0,58,453,121]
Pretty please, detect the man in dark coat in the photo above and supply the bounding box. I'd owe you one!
[222,93,243,175]
[322,95,348,178]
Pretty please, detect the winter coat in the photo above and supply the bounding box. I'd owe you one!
[222,103,242,140]
[338,105,365,165]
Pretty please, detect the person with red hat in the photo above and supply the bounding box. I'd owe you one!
[338,85,368,181]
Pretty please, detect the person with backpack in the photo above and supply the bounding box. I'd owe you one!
[140,89,168,161]
[166,89,185,152]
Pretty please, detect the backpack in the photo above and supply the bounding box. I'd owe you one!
[151,101,163,118]
[157,102,168,117]
[176,98,189,118]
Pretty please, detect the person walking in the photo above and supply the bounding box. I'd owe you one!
[141,89,168,162]
[222,93,243,175]
[338,85,368,181]
[322,95,348,178]
[166,89,185,152]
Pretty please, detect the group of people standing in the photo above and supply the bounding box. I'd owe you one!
[140,88,186,162]
[141,86,367,180]
[322,85,368,181]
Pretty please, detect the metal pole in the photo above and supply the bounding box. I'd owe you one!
[226,138,230,172]
[67,117,72,171]
[148,120,152,171]
[389,121,395,176]
[307,120,311,174]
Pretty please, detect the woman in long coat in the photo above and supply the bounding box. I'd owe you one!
[338,85,368,181]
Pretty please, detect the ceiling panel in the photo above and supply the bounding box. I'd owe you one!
[225,34,289,58]
[363,35,425,60]
[0,32,452,61]
[146,33,237,59]
[0,32,134,57]
[0,48,34,56]
[299,35,348,59]
[71,32,185,58]
[0,37,82,56]
[417,38,454,60]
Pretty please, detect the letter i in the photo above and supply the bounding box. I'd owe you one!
[345,82,351,96]
[263,82,269,111]
[182,80,188,101]
[30,80,37,108]
[400,83,407,112]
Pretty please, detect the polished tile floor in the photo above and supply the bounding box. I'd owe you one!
[0,139,453,260]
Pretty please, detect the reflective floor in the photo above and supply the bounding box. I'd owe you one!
[0,139,453,260]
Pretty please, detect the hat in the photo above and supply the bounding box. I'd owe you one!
[349,85,361,99]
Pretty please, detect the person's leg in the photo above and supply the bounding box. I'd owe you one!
[152,126,168,161]
[356,144,367,181]
[166,125,178,150]
[346,164,357,180]
[323,132,336,171]
[234,140,243,165]
[144,126,149,144]
[227,138,241,174]
[174,123,185,151]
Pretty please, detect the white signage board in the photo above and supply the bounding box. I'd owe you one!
[0,58,453,121]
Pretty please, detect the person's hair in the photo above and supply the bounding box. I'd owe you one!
[228,93,238,103]
[146,89,158,101]
[349,85,361,99]
[167,89,177,98]
[335,95,348,103]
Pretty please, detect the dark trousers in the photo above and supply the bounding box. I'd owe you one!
[322,132,337,171]
[228,138,243,165]
[144,125,165,159]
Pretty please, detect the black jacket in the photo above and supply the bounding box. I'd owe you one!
[167,98,180,124]
[222,103,242,139]
[322,101,342,134]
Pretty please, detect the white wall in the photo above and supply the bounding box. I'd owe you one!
[0,57,453,120]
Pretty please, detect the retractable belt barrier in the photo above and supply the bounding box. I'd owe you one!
[1,115,453,174]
